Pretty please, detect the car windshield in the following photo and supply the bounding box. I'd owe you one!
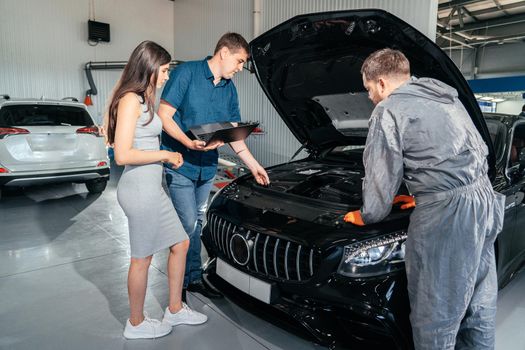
[0,104,94,127]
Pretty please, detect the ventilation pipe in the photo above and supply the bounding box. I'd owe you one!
[253,0,262,39]
[83,60,182,105]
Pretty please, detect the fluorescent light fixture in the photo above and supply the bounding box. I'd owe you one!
[474,94,482,99]
[492,98,506,103]
[479,96,494,101]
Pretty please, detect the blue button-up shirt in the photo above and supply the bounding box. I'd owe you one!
[160,58,241,180]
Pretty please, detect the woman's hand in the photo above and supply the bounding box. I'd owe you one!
[185,139,206,151]
[163,150,184,169]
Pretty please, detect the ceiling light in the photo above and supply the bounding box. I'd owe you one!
[492,98,506,103]
[474,94,482,99]
[479,96,494,101]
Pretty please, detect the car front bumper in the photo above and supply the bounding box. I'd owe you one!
[204,257,413,350]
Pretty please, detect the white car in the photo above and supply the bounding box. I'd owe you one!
[0,95,109,200]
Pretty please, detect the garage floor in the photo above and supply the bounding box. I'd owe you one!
[1,163,524,350]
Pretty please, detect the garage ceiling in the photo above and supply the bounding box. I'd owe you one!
[437,0,525,49]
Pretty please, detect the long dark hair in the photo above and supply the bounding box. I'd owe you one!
[106,41,171,144]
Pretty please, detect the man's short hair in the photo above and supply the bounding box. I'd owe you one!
[214,32,249,55]
[361,48,410,81]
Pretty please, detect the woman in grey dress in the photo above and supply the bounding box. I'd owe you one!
[106,41,207,340]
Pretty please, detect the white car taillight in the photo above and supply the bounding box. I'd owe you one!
[76,126,101,137]
[0,127,30,139]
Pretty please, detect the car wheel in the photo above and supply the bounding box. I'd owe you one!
[85,179,107,194]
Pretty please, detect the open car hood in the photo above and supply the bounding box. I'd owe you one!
[249,9,495,174]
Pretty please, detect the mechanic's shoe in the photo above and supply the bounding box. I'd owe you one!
[163,303,208,326]
[187,280,223,299]
[123,317,172,339]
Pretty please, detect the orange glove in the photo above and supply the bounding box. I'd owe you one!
[344,210,365,226]
[393,195,416,209]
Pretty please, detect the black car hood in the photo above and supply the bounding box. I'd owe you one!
[249,9,495,174]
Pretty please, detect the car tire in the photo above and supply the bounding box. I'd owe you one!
[85,179,107,194]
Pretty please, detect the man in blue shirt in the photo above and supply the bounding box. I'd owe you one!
[158,32,270,299]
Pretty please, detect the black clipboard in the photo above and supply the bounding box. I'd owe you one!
[189,122,259,146]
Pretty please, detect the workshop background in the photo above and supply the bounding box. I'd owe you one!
[0,1,524,350]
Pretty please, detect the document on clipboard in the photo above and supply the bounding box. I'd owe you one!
[189,122,259,146]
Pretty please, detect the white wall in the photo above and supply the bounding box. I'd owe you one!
[173,0,438,166]
[0,0,174,124]
[496,100,524,115]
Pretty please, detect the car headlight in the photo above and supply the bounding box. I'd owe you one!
[337,231,407,278]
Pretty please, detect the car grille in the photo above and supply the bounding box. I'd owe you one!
[207,212,320,282]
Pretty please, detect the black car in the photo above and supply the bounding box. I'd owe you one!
[201,10,525,349]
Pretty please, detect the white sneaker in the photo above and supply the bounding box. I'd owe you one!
[162,303,208,326]
[123,316,172,339]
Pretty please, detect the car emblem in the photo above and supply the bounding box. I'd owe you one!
[230,233,254,266]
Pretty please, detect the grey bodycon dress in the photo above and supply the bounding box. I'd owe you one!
[117,103,188,258]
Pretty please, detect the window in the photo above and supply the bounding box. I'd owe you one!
[0,105,94,127]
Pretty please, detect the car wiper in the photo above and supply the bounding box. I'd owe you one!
[59,122,72,126]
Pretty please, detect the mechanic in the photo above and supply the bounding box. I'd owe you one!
[344,48,505,349]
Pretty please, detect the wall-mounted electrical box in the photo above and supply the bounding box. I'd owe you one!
[88,20,110,42]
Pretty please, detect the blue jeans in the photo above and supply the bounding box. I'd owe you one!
[165,168,214,287]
